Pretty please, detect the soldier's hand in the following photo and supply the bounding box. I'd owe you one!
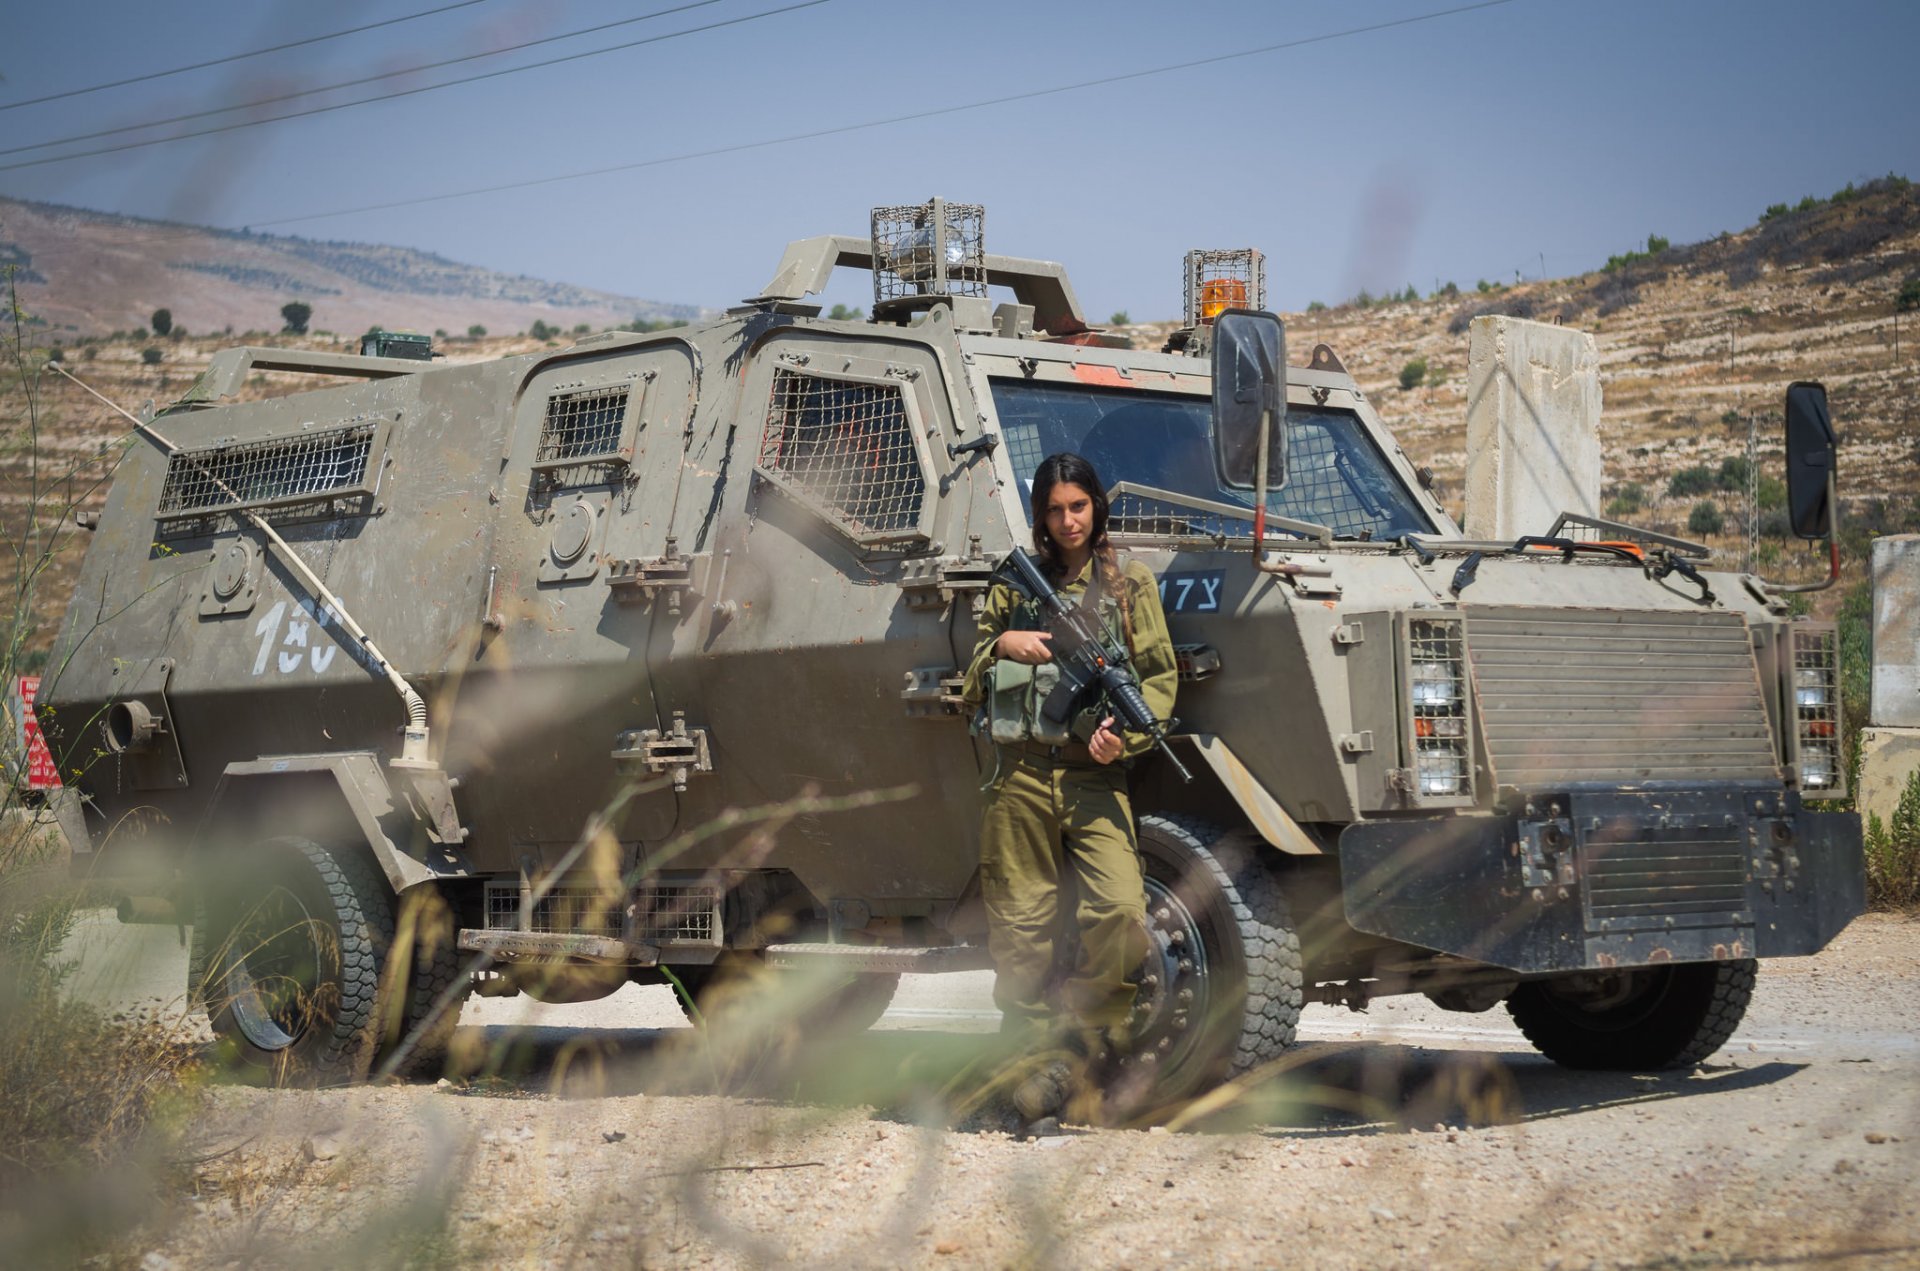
[996,630,1054,665]
[1089,716,1123,764]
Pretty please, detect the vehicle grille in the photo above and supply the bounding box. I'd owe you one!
[1582,825,1750,926]
[1463,608,1779,788]
[631,885,718,944]
[482,881,722,944]
[485,880,624,940]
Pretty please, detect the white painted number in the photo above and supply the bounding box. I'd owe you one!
[250,598,343,677]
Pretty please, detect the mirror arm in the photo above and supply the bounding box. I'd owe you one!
[1252,402,1290,575]
[1758,470,1840,594]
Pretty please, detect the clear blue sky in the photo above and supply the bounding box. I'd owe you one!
[2,0,1916,321]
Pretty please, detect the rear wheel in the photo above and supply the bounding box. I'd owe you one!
[1128,816,1302,1100]
[1506,959,1756,1070]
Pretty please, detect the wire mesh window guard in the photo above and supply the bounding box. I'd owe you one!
[532,384,640,490]
[758,368,928,542]
[536,386,633,468]
[992,378,1432,542]
[156,422,377,523]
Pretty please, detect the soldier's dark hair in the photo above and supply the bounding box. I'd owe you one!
[1029,454,1126,632]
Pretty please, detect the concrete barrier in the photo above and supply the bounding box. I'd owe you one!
[1464,315,1602,541]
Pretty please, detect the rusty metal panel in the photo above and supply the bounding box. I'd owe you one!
[1463,607,1779,788]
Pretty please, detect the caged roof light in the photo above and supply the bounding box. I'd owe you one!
[871,197,986,309]
[1184,249,1266,326]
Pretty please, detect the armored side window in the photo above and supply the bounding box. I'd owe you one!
[156,421,383,531]
[756,367,930,545]
[533,381,646,487]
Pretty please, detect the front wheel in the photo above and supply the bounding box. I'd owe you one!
[198,838,392,1084]
[1128,816,1303,1100]
[1506,959,1756,1070]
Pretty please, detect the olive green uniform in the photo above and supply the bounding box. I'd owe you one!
[961,556,1178,1040]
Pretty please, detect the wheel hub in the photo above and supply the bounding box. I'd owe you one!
[1124,875,1211,1074]
[221,884,337,1053]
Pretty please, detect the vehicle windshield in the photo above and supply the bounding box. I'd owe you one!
[989,379,1435,541]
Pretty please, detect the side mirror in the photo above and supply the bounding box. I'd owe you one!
[1784,381,1835,541]
[1211,309,1287,490]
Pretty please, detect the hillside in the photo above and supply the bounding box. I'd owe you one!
[0,195,704,339]
[1121,175,1920,567]
[5,180,1919,660]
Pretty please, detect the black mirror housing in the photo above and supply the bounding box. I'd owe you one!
[1784,381,1836,541]
[1210,309,1287,490]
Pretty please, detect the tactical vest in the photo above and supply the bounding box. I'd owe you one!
[981,564,1131,747]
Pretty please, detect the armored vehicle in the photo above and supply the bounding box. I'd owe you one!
[45,199,1864,1091]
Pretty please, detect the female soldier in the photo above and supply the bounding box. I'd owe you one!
[962,452,1178,1124]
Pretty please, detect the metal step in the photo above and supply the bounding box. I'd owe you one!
[761,943,993,974]
[458,928,659,966]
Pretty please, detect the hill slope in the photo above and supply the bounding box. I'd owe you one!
[0,195,704,339]
[1142,176,1919,543]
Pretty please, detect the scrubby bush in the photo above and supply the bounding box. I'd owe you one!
[1716,455,1752,490]
[530,319,555,341]
[1687,500,1724,536]
[1604,482,1645,517]
[1898,277,1920,313]
[0,828,205,1202]
[1666,466,1715,498]
[140,347,162,365]
[1398,356,1428,391]
[1604,234,1670,273]
[1865,769,1920,909]
[1108,310,1129,326]
[1305,300,1327,313]
[467,324,487,338]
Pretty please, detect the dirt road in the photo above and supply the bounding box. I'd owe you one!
[58,911,1920,1269]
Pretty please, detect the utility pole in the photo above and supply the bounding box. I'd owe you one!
[1746,411,1759,575]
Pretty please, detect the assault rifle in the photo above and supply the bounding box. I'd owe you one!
[997,547,1192,783]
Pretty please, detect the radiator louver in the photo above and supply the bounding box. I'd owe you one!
[1464,608,1779,788]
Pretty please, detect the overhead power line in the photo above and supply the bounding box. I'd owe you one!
[0,0,495,113]
[242,0,1517,231]
[0,0,739,161]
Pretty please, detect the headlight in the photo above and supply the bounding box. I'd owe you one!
[1407,618,1472,802]
[1791,626,1842,794]
[1417,747,1467,796]
[1412,662,1461,707]
[1793,666,1833,710]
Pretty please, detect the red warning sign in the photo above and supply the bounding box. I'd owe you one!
[12,675,62,791]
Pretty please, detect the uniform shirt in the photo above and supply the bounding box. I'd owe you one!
[961,554,1178,761]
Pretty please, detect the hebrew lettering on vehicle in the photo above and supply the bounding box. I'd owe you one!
[1158,570,1225,613]
[249,596,365,677]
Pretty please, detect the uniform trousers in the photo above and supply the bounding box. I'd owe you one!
[979,744,1148,1040]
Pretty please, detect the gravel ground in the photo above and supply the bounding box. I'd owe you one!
[51,911,1920,1269]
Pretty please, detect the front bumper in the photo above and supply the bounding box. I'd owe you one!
[1337,787,1864,974]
